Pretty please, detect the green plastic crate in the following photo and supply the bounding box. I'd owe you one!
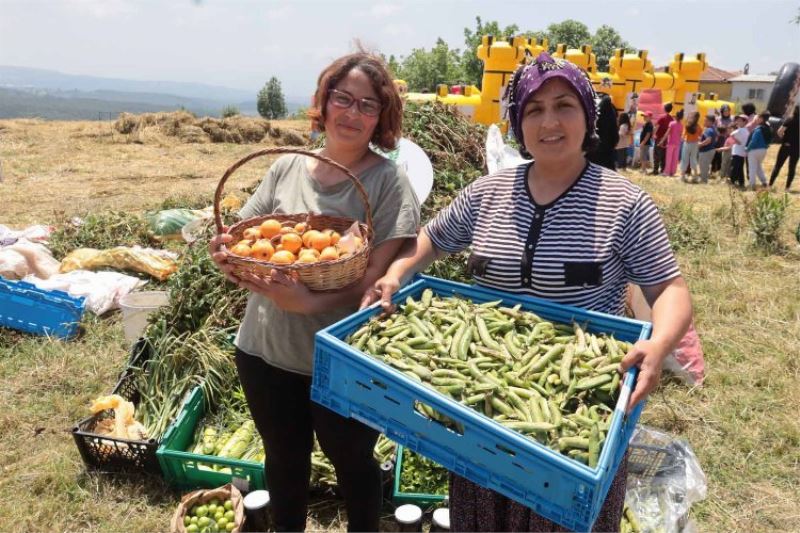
[393,445,448,507]
[156,386,266,491]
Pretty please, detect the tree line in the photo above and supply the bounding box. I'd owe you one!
[254,18,633,119]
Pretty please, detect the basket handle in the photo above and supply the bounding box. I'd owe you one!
[213,147,374,237]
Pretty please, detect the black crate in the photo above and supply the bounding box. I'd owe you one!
[71,338,162,475]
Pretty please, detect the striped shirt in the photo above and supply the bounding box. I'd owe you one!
[425,162,680,316]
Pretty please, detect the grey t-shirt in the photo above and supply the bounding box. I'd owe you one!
[235,153,420,375]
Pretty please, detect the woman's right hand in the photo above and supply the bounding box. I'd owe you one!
[360,274,401,312]
[209,229,242,285]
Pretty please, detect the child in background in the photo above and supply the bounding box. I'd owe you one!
[639,111,654,172]
[729,115,750,188]
[746,112,772,189]
[697,115,718,183]
[716,125,735,180]
[615,112,633,170]
[681,111,702,179]
[662,109,684,176]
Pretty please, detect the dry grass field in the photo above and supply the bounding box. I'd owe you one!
[1,117,799,532]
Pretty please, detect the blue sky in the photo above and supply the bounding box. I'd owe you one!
[1,0,797,99]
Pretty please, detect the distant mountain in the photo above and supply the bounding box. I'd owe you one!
[0,66,303,120]
[0,65,255,103]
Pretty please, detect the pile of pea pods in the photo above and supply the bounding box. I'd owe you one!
[347,289,632,468]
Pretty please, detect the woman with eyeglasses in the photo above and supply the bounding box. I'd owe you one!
[211,51,420,532]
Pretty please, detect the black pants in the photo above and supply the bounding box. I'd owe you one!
[730,155,746,187]
[769,144,799,190]
[653,144,666,174]
[615,148,628,169]
[235,349,381,532]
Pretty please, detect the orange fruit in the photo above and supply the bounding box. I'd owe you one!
[259,219,282,239]
[294,222,308,234]
[250,239,274,261]
[230,243,252,257]
[279,226,294,235]
[296,252,319,264]
[329,231,341,245]
[302,229,322,248]
[280,233,303,254]
[319,246,339,261]
[270,250,296,264]
[298,247,320,258]
[243,227,262,241]
[308,231,331,252]
[275,244,285,252]
[237,239,253,247]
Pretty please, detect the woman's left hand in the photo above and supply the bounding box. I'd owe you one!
[238,269,318,314]
[619,339,670,413]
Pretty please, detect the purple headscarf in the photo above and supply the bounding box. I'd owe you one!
[506,52,598,150]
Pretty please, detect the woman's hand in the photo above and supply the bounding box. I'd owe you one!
[209,229,243,285]
[238,269,318,314]
[619,339,671,413]
[360,274,401,312]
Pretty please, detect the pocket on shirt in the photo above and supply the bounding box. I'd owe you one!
[563,261,604,287]
[466,253,491,277]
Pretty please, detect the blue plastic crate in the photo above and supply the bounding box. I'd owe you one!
[0,279,85,338]
[312,275,649,532]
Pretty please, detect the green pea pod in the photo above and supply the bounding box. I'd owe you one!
[559,344,574,386]
[576,374,613,391]
[502,421,558,432]
[588,423,600,468]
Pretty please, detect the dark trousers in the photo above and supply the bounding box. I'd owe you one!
[730,155,746,187]
[769,144,799,190]
[235,349,381,532]
[615,148,628,169]
[653,144,667,173]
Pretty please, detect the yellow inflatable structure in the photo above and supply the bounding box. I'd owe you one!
[404,35,736,130]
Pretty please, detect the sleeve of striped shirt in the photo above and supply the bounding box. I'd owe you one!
[423,182,478,254]
[620,191,681,286]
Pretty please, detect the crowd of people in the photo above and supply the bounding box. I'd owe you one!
[591,99,799,192]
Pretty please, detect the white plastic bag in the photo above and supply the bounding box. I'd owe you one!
[0,240,61,280]
[0,249,29,279]
[625,426,707,533]
[0,224,52,244]
[24,270,146,315]
[485,124,527,174]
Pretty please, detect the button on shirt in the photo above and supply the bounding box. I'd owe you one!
[424,162,681,315]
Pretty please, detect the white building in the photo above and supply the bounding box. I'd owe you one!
[729,74,776,111]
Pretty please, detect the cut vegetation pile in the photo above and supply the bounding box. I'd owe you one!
[113,111,308,146]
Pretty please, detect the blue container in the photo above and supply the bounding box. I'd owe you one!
[312,275,649,532]
[0,279,85,338]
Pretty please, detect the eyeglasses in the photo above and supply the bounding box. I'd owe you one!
[328,89,382,117]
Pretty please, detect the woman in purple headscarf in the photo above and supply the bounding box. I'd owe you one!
[363,53,693,532]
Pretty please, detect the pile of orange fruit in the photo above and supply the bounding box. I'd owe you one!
[229,219,364,265]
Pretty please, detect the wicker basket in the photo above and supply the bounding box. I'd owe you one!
[213,147,374,291]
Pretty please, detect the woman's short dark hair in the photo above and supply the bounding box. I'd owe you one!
[741,102,756,116]
[306,52,403,151]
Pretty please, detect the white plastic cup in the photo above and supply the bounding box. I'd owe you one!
[243,490,270,532]
[394,504,423,532]
[431,507,450,531]
[118,291,169,344]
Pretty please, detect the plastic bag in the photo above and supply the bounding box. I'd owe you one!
[485,124,527,174]
[625,426,707,533]
[626,284,705,386]
[90,394,147,440]
[170,484,245,533]
[25,270,146,315]
[0,249,29,279]
[0,240,61,280]
[0,224,52,245]
[60,246,178,281]
[663,323,705,386]
[146,209,207,238]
